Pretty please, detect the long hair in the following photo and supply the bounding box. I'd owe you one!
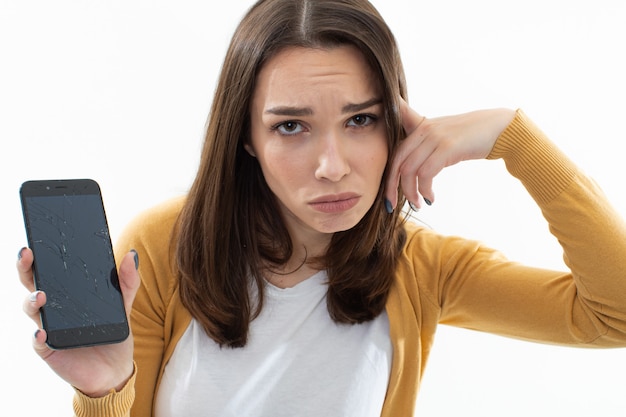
[176,0,408,348]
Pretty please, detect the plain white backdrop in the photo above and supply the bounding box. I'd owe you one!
[2,0,625,415]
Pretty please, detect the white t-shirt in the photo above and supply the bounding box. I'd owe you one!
[154,270,392,417]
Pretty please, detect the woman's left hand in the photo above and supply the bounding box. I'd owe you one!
[385,99,515,211]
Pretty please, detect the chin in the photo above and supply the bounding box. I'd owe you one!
[316,213,364,234]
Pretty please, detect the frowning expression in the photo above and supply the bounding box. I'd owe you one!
[247,45,388,242]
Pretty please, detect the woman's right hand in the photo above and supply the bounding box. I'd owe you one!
[18,247,141,398]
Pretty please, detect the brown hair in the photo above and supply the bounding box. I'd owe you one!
[177,0,408,347]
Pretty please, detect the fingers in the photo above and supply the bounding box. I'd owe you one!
[19,247,45,329]
[24,289,52,359]
[385,102,514,212]
[396,134,439,205]
[32,328,52,359]
[23,289,46,323]
[19,247,50,357]
[17,247,35,292]
[385,99,433,210]
[118,250,141,319]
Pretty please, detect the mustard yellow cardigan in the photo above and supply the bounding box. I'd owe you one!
[74,110,626,416]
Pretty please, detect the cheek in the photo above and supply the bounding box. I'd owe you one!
[370,147,388,169]
[258,147,310,191]
[360,139,389,179]
[363,143,389,198]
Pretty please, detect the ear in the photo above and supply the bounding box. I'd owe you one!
[243,143,257,157]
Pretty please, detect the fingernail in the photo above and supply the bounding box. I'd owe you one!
[34,329,41,340]
[130,249,139,270]
[408,201,419,212]
[384,199,394,214]
[18,247,26,260]
[424,198,433,206]
[29,291,40,302]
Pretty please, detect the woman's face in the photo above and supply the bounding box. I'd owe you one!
[248,45,388,244]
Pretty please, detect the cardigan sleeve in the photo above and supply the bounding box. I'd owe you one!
[72,365,136,417]
[432,110,626,346]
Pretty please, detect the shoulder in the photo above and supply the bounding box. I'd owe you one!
[400,220,473,260]
[122,196,186,241]
[400,219,486,259]
[395,219,498,296]
[114,195,186,273]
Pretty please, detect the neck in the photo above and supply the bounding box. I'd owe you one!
[267,217,332,288]
[265,264,320,289]
[265,241,324,289]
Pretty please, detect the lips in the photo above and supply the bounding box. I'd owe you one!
[309,193,361,213]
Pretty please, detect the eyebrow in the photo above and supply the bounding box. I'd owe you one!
[264,97,382,117]
[341,97,383,114]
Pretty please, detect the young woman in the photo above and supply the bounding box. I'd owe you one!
[18,0,626,416]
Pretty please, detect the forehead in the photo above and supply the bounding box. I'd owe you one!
[253,45,381,105]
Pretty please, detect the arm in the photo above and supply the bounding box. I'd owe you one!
[388,105,626,345]
[453,110,626,345]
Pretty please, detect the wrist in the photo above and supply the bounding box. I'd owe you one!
[76,361,137,399]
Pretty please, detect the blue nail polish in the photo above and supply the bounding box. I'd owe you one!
[17,247,26,260]
[409,201,419,212]
[384,199,393,214]
[131,249,139,270]
[424,198,433,206]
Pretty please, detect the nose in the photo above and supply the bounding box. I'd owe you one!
[314,131,351,182]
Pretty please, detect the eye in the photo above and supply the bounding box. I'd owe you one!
[272,120,305,136]
[347,114,377,128]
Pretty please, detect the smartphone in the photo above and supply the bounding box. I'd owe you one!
[20,179,129,350]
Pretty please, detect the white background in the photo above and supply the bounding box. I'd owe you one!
[2,0,625,415]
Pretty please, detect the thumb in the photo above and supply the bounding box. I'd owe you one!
[118,250,141,317]
[399,97,426,135]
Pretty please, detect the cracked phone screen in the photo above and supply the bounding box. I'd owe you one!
[25,193,126,331]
